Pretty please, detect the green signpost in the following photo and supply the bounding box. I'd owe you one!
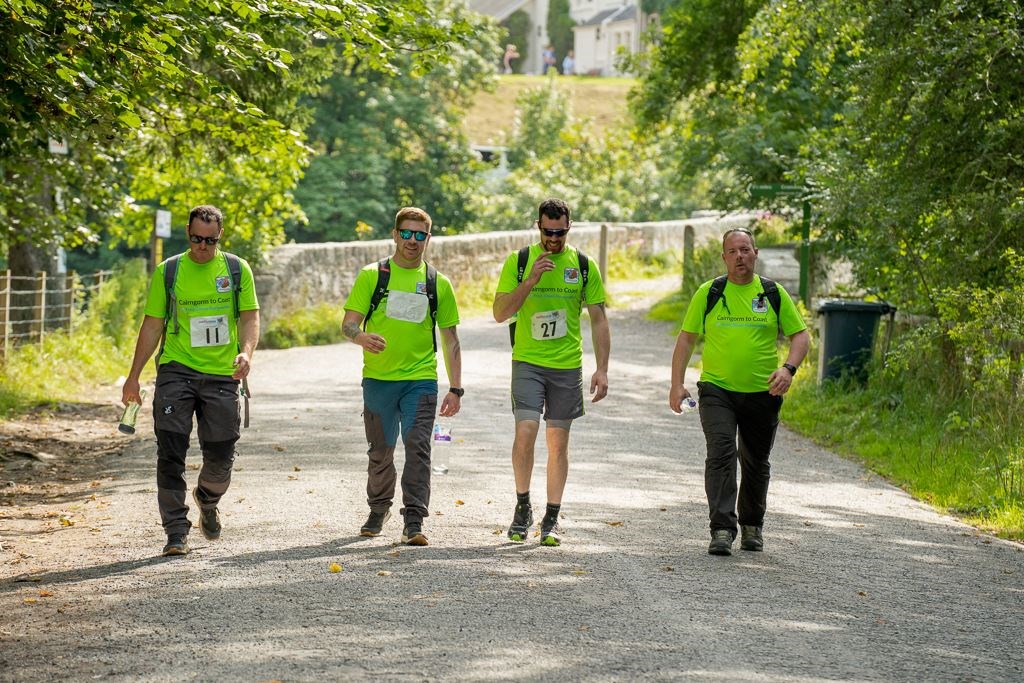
[748,183,811,306]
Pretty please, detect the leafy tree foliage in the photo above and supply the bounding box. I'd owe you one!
[632,0,1024,316]
[1,0,476,264]
[292,8,501,240]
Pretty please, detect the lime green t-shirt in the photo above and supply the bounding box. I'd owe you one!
[496,243,606,370]
[145,251,260,377]
[681,275,806,393]
[344,259,460,381]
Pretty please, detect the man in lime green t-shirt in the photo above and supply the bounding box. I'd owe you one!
[493,198,611,547]
[122,205,260,558]
[342,207,462,547]
[669,228,810,556]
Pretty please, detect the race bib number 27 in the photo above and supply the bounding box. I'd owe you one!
[530,309,567,341]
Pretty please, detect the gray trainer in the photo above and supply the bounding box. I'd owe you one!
[708,529,734,556]
[740,525,763,552]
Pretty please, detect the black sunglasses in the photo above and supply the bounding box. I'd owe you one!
[188,234,220,245]
[541,228,569,237]
[398,228,429,242]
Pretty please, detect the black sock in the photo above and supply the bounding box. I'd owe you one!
[516,491,530,506]
[543,503,561,523]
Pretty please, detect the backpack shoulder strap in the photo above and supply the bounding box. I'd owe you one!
[222,252,242,321]
[576,248,590,305]
[163,254,183,335]
[425,262,438,353]
[363,257,391,331]
[515,246,531,283]
[758,275,783,330]
[702,275,729,333]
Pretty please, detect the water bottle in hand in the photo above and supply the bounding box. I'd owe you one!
[431,421,452,475]
[118,389,147,435]
[678,397,697,414]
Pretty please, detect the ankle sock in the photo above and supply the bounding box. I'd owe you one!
[543,503,561,525]
[516,491,531,506]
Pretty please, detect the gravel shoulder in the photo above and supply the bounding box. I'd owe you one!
[1,274,1022,682]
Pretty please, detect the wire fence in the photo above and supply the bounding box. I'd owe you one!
[0,269,113,358]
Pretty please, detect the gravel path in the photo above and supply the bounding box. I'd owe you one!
[2,275,1022,682]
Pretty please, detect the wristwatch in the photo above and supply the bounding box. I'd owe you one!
[782,363,798,377]
[448,387,465,397]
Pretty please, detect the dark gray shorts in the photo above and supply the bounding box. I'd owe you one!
[153,361,240,442]
[511,360,584,423]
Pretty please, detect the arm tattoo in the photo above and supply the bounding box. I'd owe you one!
[342,321,362,340]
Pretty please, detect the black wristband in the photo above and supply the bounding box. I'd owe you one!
[782,363,797,377]
[448,387,465,397]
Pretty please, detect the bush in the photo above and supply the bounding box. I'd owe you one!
[262,304,347,349]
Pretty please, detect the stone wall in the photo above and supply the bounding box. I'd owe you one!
[255,212,760,322]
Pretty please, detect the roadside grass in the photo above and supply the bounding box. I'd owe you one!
[785,363,1024,541]
[262,304,346,349]
[0,259,148,416]
[463,74,634,145]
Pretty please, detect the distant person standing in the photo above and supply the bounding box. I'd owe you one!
[669,228,810,556]
[342,207,463,547]
[122,204,260,557]
[542,45,556,74]
[562,50,575,76]
[503,44,520,74]
[492,198,610,546]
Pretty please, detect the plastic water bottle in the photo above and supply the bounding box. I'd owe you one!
[431,421,452,475]
[118,389,147,435]
[678,397,697,414]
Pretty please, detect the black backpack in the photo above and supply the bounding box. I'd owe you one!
[162,251,243,338]
[509,246,590,347]
[363,257,439,352]
[702,274,781,333]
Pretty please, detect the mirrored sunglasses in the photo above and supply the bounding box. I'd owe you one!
[541,228,569,237]
[188,234,220,245]
[399,228,429,242]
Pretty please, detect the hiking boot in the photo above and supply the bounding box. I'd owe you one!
[162,534,189,557]
[507,502,533,543]
[401,522,428,546]
[193,489,221,541]
[540,515,562,547]
[360,510,392,537]
[740,525,763,552]
[708,529,734,556]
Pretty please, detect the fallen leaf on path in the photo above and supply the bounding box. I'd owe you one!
[38,590,53,598]
[571,569,589,576]
[455,500,464,506]
[603,521,624,527]
[377,571,392,577]
[23,598,37,604]
[578,625,590,632]
[492,527,503,535]
[857,591,867,597]
[58,516,75,527]
[293,466,301,472]
[186,463,199,471]
[662,566,674,572]
[274,445,286,452]
[287,475,298,481]
[329,563,343,573]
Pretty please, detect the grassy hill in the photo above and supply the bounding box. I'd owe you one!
[462,74,635,146]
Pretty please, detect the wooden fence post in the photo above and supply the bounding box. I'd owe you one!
[66,270,76,329]
[34,271,46,343]
[1,270,9,359]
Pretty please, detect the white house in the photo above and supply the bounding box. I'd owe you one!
[469,0,652,76]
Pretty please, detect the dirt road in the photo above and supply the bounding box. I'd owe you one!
[2,276,1022,682]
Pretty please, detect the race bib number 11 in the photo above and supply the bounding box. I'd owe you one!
[531,309,567,341]
[190,315,230,348]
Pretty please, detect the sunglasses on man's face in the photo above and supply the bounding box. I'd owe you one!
[541,228,569,238]
[398,228,429,242]
[188,234,220,245]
